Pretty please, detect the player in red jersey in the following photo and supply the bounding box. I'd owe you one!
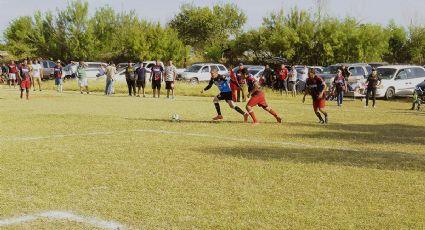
[228,65,240,102]
[243,71,282,124]
[303,68,328,124]
[18,60,32,100]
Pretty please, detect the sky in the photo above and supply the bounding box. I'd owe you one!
[0,0,425,40]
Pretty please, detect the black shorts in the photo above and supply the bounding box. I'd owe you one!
[165,81,174,90]
[217,92,233,101]
[137,80,145,88]
[152,80,161,90]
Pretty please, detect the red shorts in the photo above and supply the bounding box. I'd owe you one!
[247,91,268,108]
[20,80,31,89]
[230,83,238,91]
[313,98,326,110]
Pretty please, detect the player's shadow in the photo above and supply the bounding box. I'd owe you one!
[197,146,425,172]
[126,118,279,124]
[288,122,425,145]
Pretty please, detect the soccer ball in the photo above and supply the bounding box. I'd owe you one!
[171,114,181,122]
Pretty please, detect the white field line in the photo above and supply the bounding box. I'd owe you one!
[1,128,358,152]
[0,211,125,229]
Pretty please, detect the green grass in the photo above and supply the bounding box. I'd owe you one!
[0,85,424,229]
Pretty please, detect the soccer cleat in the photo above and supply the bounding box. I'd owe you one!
[319,119,325,124]
[244,113,249,123]
[276,116,282,123]
[212,115,224,121]
[324,116,328,124]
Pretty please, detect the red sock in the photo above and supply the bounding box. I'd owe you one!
[249,112,258,123]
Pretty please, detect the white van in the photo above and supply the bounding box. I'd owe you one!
[375,65,425,99]
[178,63,228,84]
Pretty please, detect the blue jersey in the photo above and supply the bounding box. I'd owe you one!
[204,75,232,93]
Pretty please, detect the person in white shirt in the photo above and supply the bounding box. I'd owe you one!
[164,60,177,99]
[288,66,298,97]
[31,59,43,91]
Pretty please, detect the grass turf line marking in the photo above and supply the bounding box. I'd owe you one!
[2,129,356,152]
[0,211,125,229]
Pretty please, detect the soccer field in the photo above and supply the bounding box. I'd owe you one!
[0,87,424,229]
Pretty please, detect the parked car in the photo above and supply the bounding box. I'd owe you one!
[40,60,59,80]
[177,63,228,84]
[319,63,372,97]
[371,65,425,100]
[63,63,78,79]
[369,62,389,69]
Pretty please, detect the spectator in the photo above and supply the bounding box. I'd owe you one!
[0,63,7,84]
[332,69,348,107]
[7,60,17,88]
[288,66,297,97]
[278,64,288,96]
[365,68,381,108]
[229,64,240,102]
[77,61,89,94]
[150,60,164,98]
[31,59,43,91]
[236,63,248,102]
[263,64,274,88]
[18,59,31,100]
[136,62,148,97]
[125,62,136,96]
[164,60,177,99]
[54,60,63,93]
[105,63,116,96]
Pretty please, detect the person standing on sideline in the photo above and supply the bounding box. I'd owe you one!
[243,71,282,124]
[136,62,148,97]
[150,60,164,98]
[164,60,177,99]
[365,68,381,108]
[288,66,298,97]
[54,60,63,93]
[18,60,31,100]
[31,59,43,91]
[303,68,328,124]
[77,61,89,94]
[263,64,274,89]
[1,63,9,85]
[125,62,136,96]
[332,69,348,107]
[201,68,248,121]
[229,64,240,102]
[278,64,289,96]
[105,63,116,96]
[236,63,248,102]
[7,60,17,88]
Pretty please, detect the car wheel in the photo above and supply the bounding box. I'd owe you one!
[385,87,395,100]
[190,77,199,85]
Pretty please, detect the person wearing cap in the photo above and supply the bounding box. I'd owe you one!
[77,61,89,94]
[236,63,248,102]
[365,68,381,108]
[54,60,63,93]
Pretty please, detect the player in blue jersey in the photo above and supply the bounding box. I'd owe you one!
[201,68,249,121]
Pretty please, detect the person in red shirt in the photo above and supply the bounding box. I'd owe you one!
[18,60,32,100]
[8,60,18,88]
[228,64,240,102]
[278,64,288,96]
[243,71,282,124]
[303,68,328,124]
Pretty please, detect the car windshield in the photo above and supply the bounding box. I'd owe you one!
[248,69,260,76]
[186,65,202,73]
[377,68,397,80]
[322,66,340,74]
